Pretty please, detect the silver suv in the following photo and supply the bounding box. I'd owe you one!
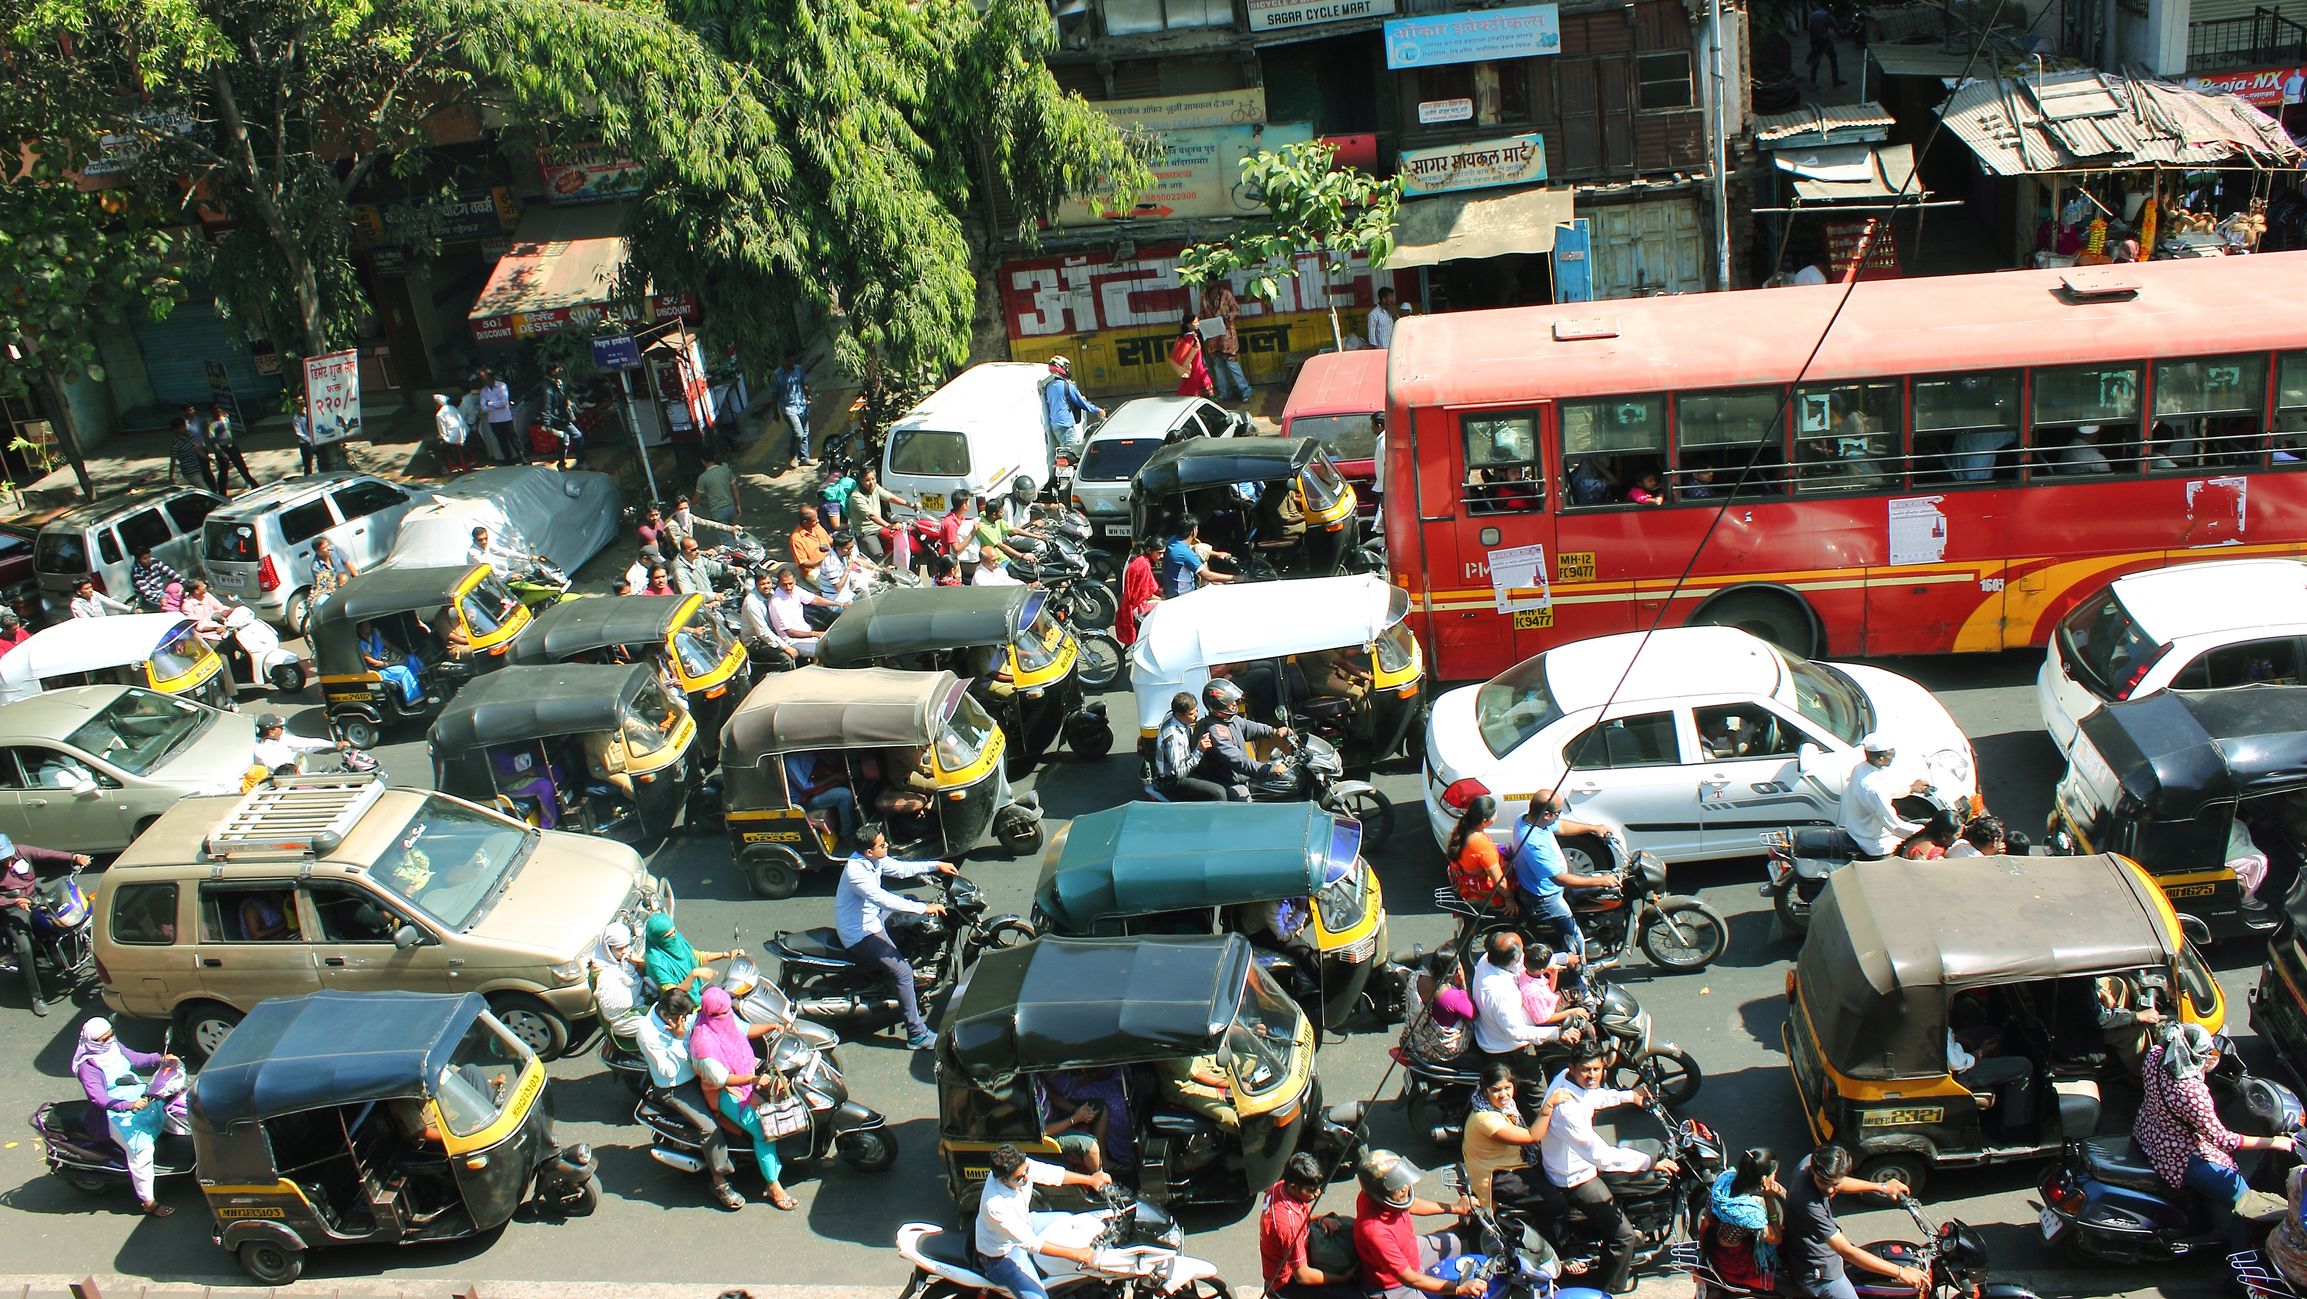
[202,473,431,632]
[35,488,221,616]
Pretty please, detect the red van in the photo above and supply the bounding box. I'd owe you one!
[1277,350,1383,519]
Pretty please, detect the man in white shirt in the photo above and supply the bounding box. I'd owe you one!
[1540,1045,1673,1295]
[767,566,830,658]
[1470,931,1574,1087]
[252,714,347,773]
[975,1142,1112,1299]
[1836,732,1927,857]
[738,571,797,669]
[835,823,956,1050]
[477,369,518,466]
[2053,425,2112,474]
[467,526,531,578]
[632,988,743,1209]
[973,551,1024,587]
[1366,287,1399,349]
[68,578,132,620]
[433,394,470,473]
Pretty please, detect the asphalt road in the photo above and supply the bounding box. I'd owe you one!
[0,646,2255,1295]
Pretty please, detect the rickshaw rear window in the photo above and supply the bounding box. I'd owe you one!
[370,798,530,930]
[434,1016,529,1136]
[2059,592,2160,702]
[1288,414,1379,462]
[1226,967,1302,1094]
[1375,623,1417,675]
[149,626,207,681]
[1078,437,1165,484]
[936,694,998,772]
[889,429,971,478]
[1474,658,1562,757]
[65,689,208,776]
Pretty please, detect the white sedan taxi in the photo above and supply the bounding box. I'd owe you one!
[1423,627,1977,869]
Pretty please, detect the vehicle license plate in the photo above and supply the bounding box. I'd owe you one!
[212,571,246,589]
[1104,524,1131,537]
[2038,1207,2061,1241]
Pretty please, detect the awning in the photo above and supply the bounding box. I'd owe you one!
[1774,143,1922,202]
[1868,43,1982,79]
[1939,69,2302,177]
[1388,185,1575,269]
[468,205,630,342]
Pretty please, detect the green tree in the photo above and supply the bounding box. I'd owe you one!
[1178,140,1402,351]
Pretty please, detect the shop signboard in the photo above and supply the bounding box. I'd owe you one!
[1397,133,1547,195]
[1059,122,1314,225]
[83,110,199,177]
[591,335,643,371]
[1417,98,1476,124]
[302,350,363,446]
[1091,88,1267,131]
[1824,218,1901,281]
[1384,4,1560,68]
[2183,65,2306,108]
[351,188,519,248]
[537,144,646,205]
[1247,0,1396,32]
[470,294,698,345]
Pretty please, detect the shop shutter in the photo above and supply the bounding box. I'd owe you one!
[129,298,283,408]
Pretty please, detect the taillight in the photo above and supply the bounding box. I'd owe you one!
[258,556,279,592]
[1439,777,1489,814]
[2038,1168,2086,1214]
[2115,644,2171,699]
[1070,494,1084,512]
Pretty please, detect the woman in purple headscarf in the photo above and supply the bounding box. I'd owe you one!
[687,987,795,1208]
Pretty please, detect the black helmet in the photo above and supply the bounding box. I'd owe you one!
[256,713,286,732]
[1356,1149,1422,1209]
[1203,678,1245,718]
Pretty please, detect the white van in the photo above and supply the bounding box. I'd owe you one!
[880,362,1055,519]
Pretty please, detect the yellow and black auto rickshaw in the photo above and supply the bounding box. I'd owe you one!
[1033,801,1388,1033]
[311,564,532,747]
[428,662,697,843]
[936,933,1357,1211]
[1130,436,1359,580]
[718,666,1045,898]
[509,594,748,767]
[817,584,1112,773]
[190,990,598,1284]
[1786,853,2224,1192]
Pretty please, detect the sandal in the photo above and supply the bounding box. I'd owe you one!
[713,1183,746,1212]
[766,1187,798,1211]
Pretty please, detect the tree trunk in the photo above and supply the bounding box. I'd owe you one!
[38,367,95,501]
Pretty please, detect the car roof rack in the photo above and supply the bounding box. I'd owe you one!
[204,772,389,862]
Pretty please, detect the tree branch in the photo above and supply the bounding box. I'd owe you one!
[338,30,458,200]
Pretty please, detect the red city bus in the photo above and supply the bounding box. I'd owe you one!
[1280,350,1386,518]
[1383,254,2307,682]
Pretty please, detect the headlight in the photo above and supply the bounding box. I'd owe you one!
[548,959,584,984]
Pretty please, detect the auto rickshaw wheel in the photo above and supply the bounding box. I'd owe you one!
[994,807,1045,856]
[839,1127,899,1173]
[1064,712,1115,761]
[339,718,381,750]
[486,995,570,1060]
[1854,1151,1930,1197]
[175,1001,244,1066]
[238,1241,304,1285]
[743,845,807,900]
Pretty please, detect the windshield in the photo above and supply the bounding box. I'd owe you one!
[1782,654,1870,744]
[1475,657,1562,757]
[433,1015,530,1137]
[1288,413,1380,462]
[1374,622,1417,675]
[65,688,211,776]
[1299,450,1347,512]
[204,520,256,564]
[1014,596,1068,674]
[672,618,733,680]
[1078,436,1166,484]
[621,677,682,758]
[369,796,530,930]
[1225,966,1304,1097]
[888,429,971,478]
[460,575,522,638]
[34,530,87,575]
[936,693,998,773]
[149,625,209,681]
[2060,590,2160,701]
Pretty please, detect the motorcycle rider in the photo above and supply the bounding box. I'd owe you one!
[1778,1143,1924,1299]
[253,713,350,773]
[1540,1042,1677,1296]
[632,986,745,1211]
[1152,692,1227,802]
[1506,791,1621,961]
[1836,732,1929,858]
[836,822,958,1051]
[976,1141,1115,1299]
[1472,930,1582,1091]
[670,534,737,603]
[1352,1149,1483,1297]
[0,834,90,1015]
[1262,1151,1362,1298]
[1194,678,1293,800]
[816,530,882,603]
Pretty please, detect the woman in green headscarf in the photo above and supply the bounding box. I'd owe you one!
[641,912,740,993]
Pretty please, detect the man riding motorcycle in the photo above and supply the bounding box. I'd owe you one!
[1194,678,1293,801]
[1153,692,1227,803]
[836,822,957,1051]
[1539,1042,1676,1296]
[1836,732,1930,858]
[0,834,88,1016]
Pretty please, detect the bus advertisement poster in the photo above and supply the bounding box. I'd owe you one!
[1488,542,1551,613]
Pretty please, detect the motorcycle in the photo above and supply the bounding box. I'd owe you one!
[603,952,843,1097]
[0,864,96,1002]
[1009,527,1120,631]
[507,557,574,613]
[1680,1195,2037,1299]
[1494,1090,1725,1279]
[220,605,307,694]
[30,1050,194,1196]
[895,1183,1226,1299]
[1142,731,1395,845]
[1761,784,1975,935]
[2038,1039,2303,1264]
[1442,1165,1608,1299]
[1564,847,1728,974]
[766,873,1036,1032]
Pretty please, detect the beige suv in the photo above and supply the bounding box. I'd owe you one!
[93,773,667,1061]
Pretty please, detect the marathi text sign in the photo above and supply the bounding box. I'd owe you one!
[2183,66,2305,108]
[1248,0,1396,32]
[1092,88,1267,131]
[1000,244,1414,341]
[302,350,362,447]
[351,188,519,248]
[1397,133,1547,195]
[1384,4,1560,68]
[1059,122,1314,225]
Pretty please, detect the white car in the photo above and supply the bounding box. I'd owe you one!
[2037,558,2307,755]
[1422,626,1977,869]
[1070,396,1244,542]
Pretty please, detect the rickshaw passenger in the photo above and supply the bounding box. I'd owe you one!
[784,752,858,840]
[358,620,426,706]
[1947,991,2035,1132]
[1034,1066,1137,1169]
[489,745,565,825]
[858,751,934,825]
[2094,973,2165,1073]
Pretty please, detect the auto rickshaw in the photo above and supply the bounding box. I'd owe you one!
[312,564,532,747]
[428,662,697,843]
[0,613,230,707]
[718,665,1045,899]
[190,989,599,1285]
[508,594,748,767]
[937,933,1348,1211]
[817,584,1112,774]
[1032,801,1387,1033]
[1785,853,2224,1192]
[2049,684,2307,941]
[1130,436,1359,580]
[1127,572,1423,772]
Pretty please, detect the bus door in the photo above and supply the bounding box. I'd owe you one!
[1445,409,1558,673]
[1859,374,2019,655]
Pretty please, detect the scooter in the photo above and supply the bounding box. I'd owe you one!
[30,1052,194,1196]
[221,605,307,694]
[894,1183,1225,1299]
[507,557,573,613]
[602,953,843,1097]
[2037,1037,2302,1264]
[1760,783,1971,935]
[1142,731,1396,845]
[765,874,1035,1033]
[0,863,96,1002]
[1678,1196,2038,1299]
[1444,1165,1611,1299]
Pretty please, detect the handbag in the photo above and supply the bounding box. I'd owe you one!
[756,1089,811,1140]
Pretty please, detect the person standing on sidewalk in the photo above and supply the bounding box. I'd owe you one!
[207,404,259,493]
[1806,3,1845,87]
[169,414,216,493]
[290,394,317,476]
[1198,280,1251,404]
[433,394,472,473]
[693,448,742,527]
[540,363,581,470]
[773,350,812,473]
[478,369,519,465]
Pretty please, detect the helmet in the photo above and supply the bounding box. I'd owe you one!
[1859,731,1895,756]
[1203,678,1245,718]
[1356,1149,1422,1209]
[257,713,286,732]
[1049,355,1072,374]
[1011,474,1038,501]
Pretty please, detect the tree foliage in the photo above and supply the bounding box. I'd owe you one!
[1177,140,1402,350]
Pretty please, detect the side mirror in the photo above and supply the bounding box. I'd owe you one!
[392,924,425,950]
[70,776,99,798]
[2178,914,2213,947]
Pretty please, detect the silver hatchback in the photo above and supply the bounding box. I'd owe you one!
[1069,396,1242,544]
[201,473,430,632]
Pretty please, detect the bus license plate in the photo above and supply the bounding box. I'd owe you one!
[1512,608,1554,630]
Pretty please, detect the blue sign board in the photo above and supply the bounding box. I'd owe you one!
[591,334,642,371]
[1384,4,1561,68]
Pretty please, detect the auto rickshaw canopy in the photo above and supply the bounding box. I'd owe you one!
[722,665,967,758]
[944,933,1252,1087]
[190,990,484,1135]
[1135,436,1322,495]
[309,564,492,673]
[1128,574,1411,731]
[0,613,211,699]
[509,595,705,665]
[1798,854,2180,1080]
[1034,802,1357,934]
[818,585,1036,667]
[428,662,659,751]
[2079,685,2307,821]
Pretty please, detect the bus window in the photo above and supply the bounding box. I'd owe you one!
[1794,382,1900,493]
[2152,354,2268,470]
[2276,352,2307,466]
[1560,398,1663,508]
[1675,389,1787,497]
[1462,413,1544,515]
[1914,373,2020,484]
[2030,364,2140,478]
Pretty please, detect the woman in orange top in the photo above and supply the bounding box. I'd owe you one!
[1445,794,1515,913]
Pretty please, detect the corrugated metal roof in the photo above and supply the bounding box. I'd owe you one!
[1754,101,1898,146]
[1774,143,1924,202]
[1939,70,2303,176]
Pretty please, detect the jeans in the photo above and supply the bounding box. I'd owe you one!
[984,1225,1065,1299]
[783,406,810,462]
[554,425,583,467]
[1156,775,1231,803]
[1,905,40,1005]
[1518,888,1587,959]
[849,912,931,1038]
[1778,1270,1860,1299]
[297,441,317,476]
[804,784,858,839]
[1806,36,1841,83]
[650,1080,734,1179]
[489,419,519,464]
[1568,1176,1640,1293]
[2184,1156,2251,1242]
[1211,353,1251,402]
[213,444,258,491]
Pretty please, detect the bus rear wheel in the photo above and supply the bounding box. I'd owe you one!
[1695,590,1817,659]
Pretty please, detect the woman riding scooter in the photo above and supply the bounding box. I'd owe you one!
[2135,1023,2295,1242]
[72,1016,187,1216]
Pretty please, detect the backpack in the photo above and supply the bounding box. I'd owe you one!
[1305,1212,1360,1280]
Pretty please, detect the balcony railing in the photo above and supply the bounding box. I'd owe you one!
[2189,6,2307,72]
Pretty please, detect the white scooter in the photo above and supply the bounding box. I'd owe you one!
[221,605,307,693]
[894,1187,1227,1298]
